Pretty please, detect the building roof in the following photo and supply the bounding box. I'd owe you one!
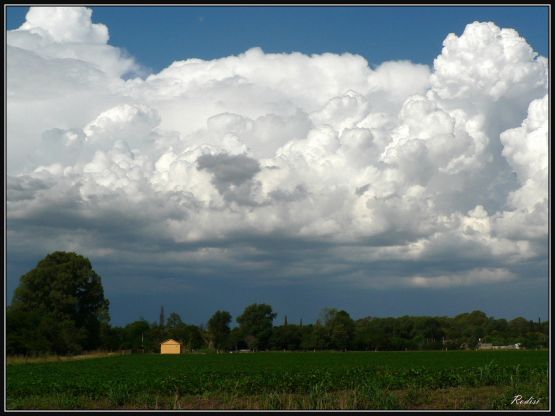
[160,339,182,345]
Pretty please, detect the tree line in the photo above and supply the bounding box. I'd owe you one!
[6,252,549,356]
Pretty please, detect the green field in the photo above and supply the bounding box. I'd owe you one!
[7,350,549,410]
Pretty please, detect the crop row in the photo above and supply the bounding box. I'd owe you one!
[8,362,547,399]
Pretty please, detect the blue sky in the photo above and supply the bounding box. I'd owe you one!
[6,6,549,327]
[6,6,549,73]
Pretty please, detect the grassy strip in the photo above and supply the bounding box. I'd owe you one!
[7,351,126,365]
[6,385,548,410]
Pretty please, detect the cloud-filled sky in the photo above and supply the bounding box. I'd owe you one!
[6,6,549,326]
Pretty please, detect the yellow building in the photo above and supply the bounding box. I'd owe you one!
[160,339,182,354]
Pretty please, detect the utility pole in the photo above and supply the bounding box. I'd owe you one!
[284,315,288,326]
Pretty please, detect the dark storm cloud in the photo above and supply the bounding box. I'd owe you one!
[196,152,261,205]
[197,153,260,189]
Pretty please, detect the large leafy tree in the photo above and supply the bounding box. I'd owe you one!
[8,251,110,354]
[236,303,276,351]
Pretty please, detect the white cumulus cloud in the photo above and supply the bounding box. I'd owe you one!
[6,10,549,292]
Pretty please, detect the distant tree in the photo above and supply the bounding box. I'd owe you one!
[236,303,277,351]
[166,312,183,329]
[353,318,374,351]
[420,318,444,348]
[229,327,246,351]
[467,310,489,326]
[300,324,328,351]
[397,316,416,340]
[269,324,302,350]
[509,317,532,337]
[99,323,123,351]
[317,307,337,326]
[326,309,355,351]
[123,319,151,351]
[8,251,110,354]
[244,335,258,351]
[207,310,232,352]
[315,308,355,350]
[183,325,205,351]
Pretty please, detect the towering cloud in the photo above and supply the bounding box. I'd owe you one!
[7,9,548,294]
